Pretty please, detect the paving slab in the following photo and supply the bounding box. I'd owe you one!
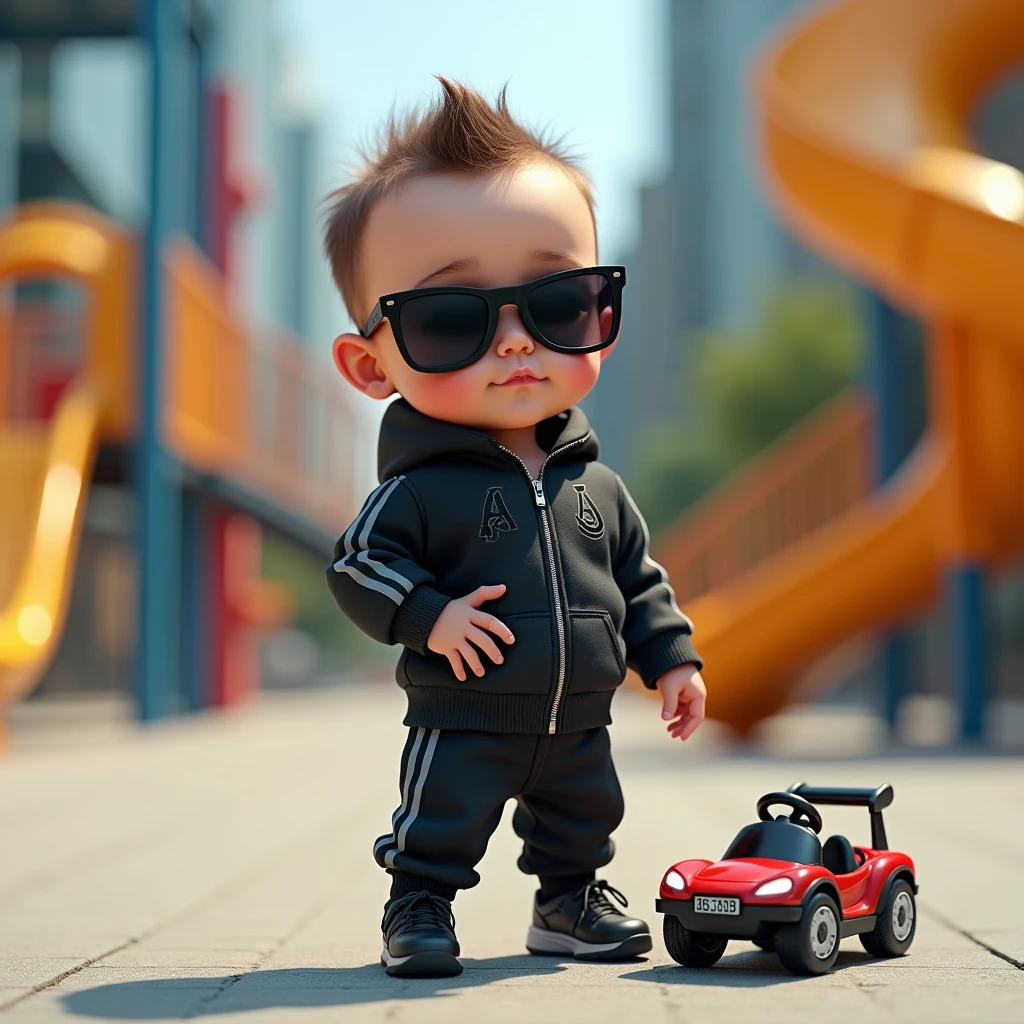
[0,683,1021,1023]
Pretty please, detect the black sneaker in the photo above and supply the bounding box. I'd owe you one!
[380,891,462,977]
[526,880,653,961]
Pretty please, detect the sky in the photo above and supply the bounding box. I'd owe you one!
[275,0,671,269]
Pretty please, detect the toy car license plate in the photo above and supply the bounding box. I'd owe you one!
[694,896,740,915]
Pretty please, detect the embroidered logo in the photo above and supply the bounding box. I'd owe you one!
[479,486,519,543]
[573,483,605,540]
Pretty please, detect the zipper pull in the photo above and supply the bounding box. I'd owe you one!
[532,479,546,507]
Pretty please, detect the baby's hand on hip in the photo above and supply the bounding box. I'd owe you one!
[427,584,515,681]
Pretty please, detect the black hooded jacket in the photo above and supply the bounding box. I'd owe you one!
[326,398,702,735]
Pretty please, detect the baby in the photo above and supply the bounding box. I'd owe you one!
[323,78,706,978]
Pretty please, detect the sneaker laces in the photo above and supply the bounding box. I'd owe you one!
[387,891,456,935]
[574,879,628,928]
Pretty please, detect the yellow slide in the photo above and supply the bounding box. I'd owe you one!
[0,378,105,713]
[653,0,1024,735]
[0,204,134,733]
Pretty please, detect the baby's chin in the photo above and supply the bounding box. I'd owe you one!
[403,389,567,429]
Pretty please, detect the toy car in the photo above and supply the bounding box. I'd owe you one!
[656,783,917,975]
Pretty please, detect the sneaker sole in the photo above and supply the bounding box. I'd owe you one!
[525,925,653,962]
[381,942,463,978]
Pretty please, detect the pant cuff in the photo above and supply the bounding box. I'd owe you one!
[387,870,458,905]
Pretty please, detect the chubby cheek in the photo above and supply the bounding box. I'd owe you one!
[395,365,490,423]
[547,351,603,404]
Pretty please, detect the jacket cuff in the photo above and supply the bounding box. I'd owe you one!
[390,585,451,655]
[631,631,704,689]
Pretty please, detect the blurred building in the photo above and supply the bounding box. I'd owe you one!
[0,0,344,352]
[586,0,824,472]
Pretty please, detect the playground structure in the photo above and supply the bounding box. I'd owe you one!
[3,0,1023,745]
[0,1,365,737]
[654,0,1024,738]
[0,201,358,733]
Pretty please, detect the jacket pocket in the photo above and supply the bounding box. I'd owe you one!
[567,610,626,694]
[400,611,555,696]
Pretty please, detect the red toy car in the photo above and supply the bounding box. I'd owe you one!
[657,783,917,975]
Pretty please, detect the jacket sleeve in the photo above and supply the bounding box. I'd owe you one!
[325,475,451,655]
[612,474,703,688]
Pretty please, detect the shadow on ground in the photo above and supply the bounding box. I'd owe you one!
[61,948,884,1016]
[624,947,877,987]
[61,956,570,1018]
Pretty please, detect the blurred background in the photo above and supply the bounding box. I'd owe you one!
[1,0,1023,752]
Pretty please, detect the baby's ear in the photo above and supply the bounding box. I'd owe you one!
[599,337,619,361]
[332,333,395,399]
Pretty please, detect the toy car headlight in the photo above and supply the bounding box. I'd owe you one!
[664,870,686,891]
[754,877,794,897]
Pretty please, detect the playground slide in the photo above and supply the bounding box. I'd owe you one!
[655,0,1024,734]
[0,377,104,712]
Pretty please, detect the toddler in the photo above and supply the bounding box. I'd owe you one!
[323,78,706,977]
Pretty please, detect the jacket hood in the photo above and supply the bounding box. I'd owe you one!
[378,397,600,481]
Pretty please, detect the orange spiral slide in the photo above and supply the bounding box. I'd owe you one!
[651,0,1024,735]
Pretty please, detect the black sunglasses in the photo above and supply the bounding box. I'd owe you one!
[360,265,626,373]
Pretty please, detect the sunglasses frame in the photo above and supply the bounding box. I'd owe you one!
[360,265,626,373]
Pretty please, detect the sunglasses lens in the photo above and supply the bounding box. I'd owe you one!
[399,293,489,369]
[527,273,614,350]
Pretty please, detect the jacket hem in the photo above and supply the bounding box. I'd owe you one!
[402,687,614,734]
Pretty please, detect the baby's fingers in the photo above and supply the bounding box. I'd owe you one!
[470,610,515,644]
[466,583,506,608]
[675,714,702,741]
[671,716,696,741]
[446,650,467,682]
[465,627,504,666]
[458,641,486,678]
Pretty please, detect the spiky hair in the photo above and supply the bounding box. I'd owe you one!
[322,76,595,324]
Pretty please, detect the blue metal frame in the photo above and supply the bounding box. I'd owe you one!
[865,291,915,730]
[136,0,186,720]
[179,489,212,711]
[948,566,989,741]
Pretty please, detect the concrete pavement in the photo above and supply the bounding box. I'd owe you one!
[1,682,1022,1023]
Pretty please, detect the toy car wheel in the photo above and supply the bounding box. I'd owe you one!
[663,916,728,968]
[775,891,841,975]
[860,878,916,958]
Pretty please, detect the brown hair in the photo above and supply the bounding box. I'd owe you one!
[322,76,596,325]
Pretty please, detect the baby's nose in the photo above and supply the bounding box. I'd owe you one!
[494,304,534,356]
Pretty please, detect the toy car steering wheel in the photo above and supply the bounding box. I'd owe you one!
[756,792,824,834]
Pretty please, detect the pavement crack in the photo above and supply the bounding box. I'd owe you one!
[0,936,141,1016]
[182,973,246,1020]
[921,901,1024,970]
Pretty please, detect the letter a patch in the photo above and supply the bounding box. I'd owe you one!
[573,483,605,539]
[479,486,518,543]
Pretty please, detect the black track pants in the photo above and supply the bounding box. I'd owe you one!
[373,726,625,891]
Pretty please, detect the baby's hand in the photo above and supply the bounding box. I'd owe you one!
[427,584,515,681]
[656,664,707,741]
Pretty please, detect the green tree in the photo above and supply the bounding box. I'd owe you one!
[629,278,865,536]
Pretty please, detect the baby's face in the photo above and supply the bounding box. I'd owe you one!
[337,163,613,431]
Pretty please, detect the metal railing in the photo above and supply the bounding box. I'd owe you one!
[164,239,360,534]
[653,390,875,605]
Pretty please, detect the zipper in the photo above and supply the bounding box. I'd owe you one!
[484,433,589,735]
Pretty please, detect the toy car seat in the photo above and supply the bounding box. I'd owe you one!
[822,834,858,874]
